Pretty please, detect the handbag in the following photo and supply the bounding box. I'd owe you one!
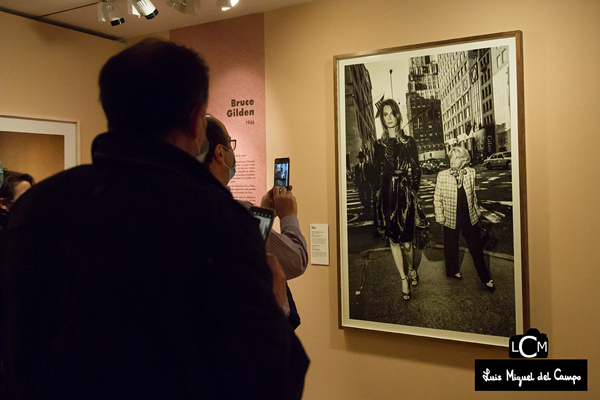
[478,218,498,252]
[414,196,433,249]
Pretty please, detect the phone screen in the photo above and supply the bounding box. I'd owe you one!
[249,206,276,242]
[274,158,290,188]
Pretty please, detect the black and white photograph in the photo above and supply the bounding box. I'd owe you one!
[335,32,528,346]
[274,162,289,187]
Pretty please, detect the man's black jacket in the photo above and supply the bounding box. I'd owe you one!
[0,132,308,399]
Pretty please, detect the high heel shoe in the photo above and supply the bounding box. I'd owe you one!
[401,276,411,301]
[408,268,419,286]
[485,279,495,291]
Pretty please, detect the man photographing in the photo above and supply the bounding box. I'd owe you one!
[201,116,309,329]
[1,39,308,398]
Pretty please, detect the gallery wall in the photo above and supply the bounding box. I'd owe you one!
[0,12,124,165]
[263,0,599,398]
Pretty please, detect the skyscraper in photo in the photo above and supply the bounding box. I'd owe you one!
[345,64,377,165]
[438,50,482,159]
[405,56,444,160]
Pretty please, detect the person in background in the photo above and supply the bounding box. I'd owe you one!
[0,170,34,230]
[0,38,308,399]
[433,146,495,291]
[372,99,421,301]
[201,116,308,329]
[354,151,372,216]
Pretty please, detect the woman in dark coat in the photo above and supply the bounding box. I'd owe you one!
[373,99,421,300]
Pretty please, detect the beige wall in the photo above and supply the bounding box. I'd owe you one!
[0,12,124,165]
[264,0,599,398]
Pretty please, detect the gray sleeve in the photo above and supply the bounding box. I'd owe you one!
[266,215,308,280]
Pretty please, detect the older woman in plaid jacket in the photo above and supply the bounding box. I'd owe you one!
[433,146,494,291]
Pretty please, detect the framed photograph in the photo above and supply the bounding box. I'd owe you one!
[334,31,528,346]
[0,115,79,181]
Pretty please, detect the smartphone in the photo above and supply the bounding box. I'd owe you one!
[249,206,276,243]
[274,157,290,188]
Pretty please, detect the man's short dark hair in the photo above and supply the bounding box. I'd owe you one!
[0,170,34,201]
[204,116,229,165]
[99,38,209,138]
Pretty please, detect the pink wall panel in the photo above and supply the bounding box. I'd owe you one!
[170,14,266,204]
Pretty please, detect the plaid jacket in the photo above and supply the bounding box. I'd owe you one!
[433,167,480,229]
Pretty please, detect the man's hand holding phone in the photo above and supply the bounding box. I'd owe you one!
[262,186,297,219]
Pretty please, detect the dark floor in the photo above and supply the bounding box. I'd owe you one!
[348,244,517,338]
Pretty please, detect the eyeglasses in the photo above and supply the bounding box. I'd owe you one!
[223,139,236,151]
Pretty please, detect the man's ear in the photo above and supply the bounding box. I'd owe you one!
[0,198,10,211]
[212,143,225,163]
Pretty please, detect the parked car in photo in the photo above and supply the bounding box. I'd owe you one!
[483,151,512,169]
[432,158,449,171]
[420,160,440,175]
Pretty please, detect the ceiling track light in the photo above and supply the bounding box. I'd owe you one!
[129,0,159,19]
[98,1,125,26]
[166,0,185,13]
[216,0,239,11]
[166,0,201,15]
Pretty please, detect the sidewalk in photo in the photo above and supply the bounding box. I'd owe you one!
[348,245,516,338]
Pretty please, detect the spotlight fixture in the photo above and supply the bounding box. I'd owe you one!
[216,0,239,11]
[98,1,125,26]
[166,0,201,14]
[129,0,159,19]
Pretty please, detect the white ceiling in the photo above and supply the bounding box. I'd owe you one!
[0,0,314,41]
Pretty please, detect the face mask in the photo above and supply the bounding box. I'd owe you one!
[222,146,236,181]
[196,138,209,163]
[196,150,208,163]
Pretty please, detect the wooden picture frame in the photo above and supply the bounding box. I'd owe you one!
[334,31,528,346]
